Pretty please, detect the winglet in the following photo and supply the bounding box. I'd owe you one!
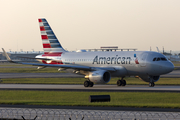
[156,47,160,53]
[2,48,13,62]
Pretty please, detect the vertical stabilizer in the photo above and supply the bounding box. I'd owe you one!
[38,18,66,54]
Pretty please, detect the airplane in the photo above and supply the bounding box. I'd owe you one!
[2,18,174,87]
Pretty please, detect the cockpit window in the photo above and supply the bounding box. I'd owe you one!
[161,57,167,61]
[157,58,160,61]
[153,58,156,61]
[153,57,167,61]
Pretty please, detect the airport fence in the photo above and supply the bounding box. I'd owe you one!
[0,108,180,120]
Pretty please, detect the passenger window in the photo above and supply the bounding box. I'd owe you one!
[157,58,160,61]
[153,58,156,61]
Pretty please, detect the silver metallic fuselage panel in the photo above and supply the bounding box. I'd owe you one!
[36,51,174,77]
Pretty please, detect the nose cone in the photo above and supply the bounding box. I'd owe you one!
[164,62,174,73]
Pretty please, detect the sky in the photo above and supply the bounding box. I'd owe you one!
[0,0,180,52]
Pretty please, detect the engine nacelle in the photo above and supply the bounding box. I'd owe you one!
[138,75,160,82]
[85,70,111,84]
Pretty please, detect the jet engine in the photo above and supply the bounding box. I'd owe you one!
[85,70,111,84]
[138,75,160,82]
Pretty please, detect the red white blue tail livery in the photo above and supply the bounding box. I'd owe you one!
[39,18,66,53]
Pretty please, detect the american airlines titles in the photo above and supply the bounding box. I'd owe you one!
[92,55,131,64]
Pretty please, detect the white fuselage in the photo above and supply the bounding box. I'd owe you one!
[36,51,174,77]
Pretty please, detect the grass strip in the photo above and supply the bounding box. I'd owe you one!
[0,90,180,108]
[1,77,180,85]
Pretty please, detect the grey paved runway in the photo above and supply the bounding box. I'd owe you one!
[0,70,179,78]
[0,84,180,92]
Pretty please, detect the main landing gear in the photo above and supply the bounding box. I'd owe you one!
[149,82,155,87]
[84,80,94,87]
[117,78,126,86]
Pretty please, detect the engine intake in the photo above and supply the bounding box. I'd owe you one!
[86,70,111,84]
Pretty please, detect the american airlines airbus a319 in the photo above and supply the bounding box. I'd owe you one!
[2,18,174,87]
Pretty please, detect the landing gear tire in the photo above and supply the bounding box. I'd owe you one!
[117,80,122,86]
[89,82,94,87]
[149,82,155,87]
[84,81,94,87]
[122,80,126,86]
[84,81,89,87]
[117,79,126,86]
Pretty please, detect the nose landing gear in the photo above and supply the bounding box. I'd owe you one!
[149,82,155,87]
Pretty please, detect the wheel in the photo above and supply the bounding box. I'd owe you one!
[149,82,152,87]
[84,81,89,87]
[122,80,126,86]
[117,80,122,86]
[89,82,94,87]
[152,82,155,87]
[149,82,155,87]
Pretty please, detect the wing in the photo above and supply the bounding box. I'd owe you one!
[2,48,116,72]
